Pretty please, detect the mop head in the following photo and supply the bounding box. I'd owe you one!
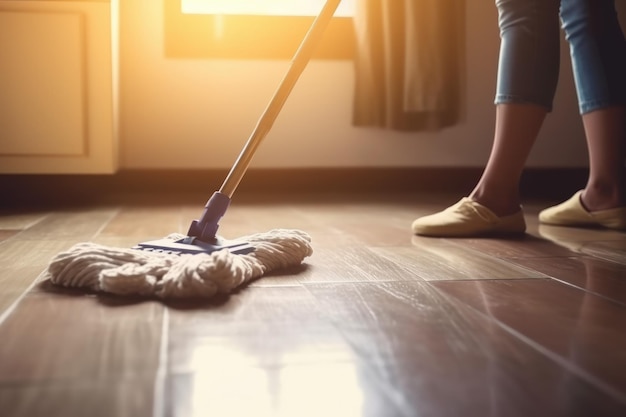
[44,229,312,299]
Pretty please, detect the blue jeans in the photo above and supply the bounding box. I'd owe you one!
[495,0,626,114]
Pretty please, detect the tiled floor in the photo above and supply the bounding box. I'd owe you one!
[1,192,625,416]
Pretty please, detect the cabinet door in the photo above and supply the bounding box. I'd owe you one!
[0,0,117,173]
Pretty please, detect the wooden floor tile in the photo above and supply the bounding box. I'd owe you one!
[0,376,155,417]
[98,206,186,240]
[0,240,77,270]
[14,209,118,241]
[536,224,626,245]
[509,256,626,305]
[0,293,163,383]
[0,230,19,243]
[433,279,626,401]
[579,240,626,265]
[306,281,626,416]
[166,286,333,333]
[0,241,79,318]
[2,192,626,417]
[372,238,548,281]
[164,363,404,417]
[167,321,355,373]
[446,234,576,259]
[0,211,48,230]
[161,285,404,416]
[297,246,415,283]
[0,266,47,295]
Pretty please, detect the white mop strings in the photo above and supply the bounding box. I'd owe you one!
[44,229,313,299]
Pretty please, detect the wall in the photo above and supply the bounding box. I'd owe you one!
[119,0,617,170]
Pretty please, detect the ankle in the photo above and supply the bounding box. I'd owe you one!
[581,183,626,211]
[469,187,522,217]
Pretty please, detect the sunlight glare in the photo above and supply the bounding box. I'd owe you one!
[182,0,355,17]
[185,342,364,416]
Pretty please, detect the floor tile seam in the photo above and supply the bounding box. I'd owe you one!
[151,307,169,417]
[537,276,626,308]
[0,270,48,328]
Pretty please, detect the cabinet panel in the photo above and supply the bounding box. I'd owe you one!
[0,10,85,156]
[0,0,117,174]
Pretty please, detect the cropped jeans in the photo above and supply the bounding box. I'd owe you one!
[495,0,626,114]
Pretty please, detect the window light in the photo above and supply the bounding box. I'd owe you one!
[182,0,356,17]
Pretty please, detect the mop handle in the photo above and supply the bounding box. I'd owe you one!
[219,0,343,198]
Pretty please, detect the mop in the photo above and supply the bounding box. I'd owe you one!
[44,0,343,299]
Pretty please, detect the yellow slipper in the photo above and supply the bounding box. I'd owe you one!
[539,190,626,230]
[412,198,526,237]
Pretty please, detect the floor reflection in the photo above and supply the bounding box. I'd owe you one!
[175,353,366,417]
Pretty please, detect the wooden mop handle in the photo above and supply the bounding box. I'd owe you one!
[219,0,343,198]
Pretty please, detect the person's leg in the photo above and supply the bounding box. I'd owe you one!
[469,103,547,216]
[562,0,626,210]
[580,107,626,210]
[539,0,626,229]
[413,0,561,236]
[471,0,562,213]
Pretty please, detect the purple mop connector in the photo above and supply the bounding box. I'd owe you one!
[134,190,252,255]
[187,191,231,242]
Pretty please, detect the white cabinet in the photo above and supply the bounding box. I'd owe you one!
[0,0,118,173]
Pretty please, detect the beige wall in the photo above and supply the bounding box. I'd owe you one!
[119,0,623,170]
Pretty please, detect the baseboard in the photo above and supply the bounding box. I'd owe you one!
[0,167,590,207]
